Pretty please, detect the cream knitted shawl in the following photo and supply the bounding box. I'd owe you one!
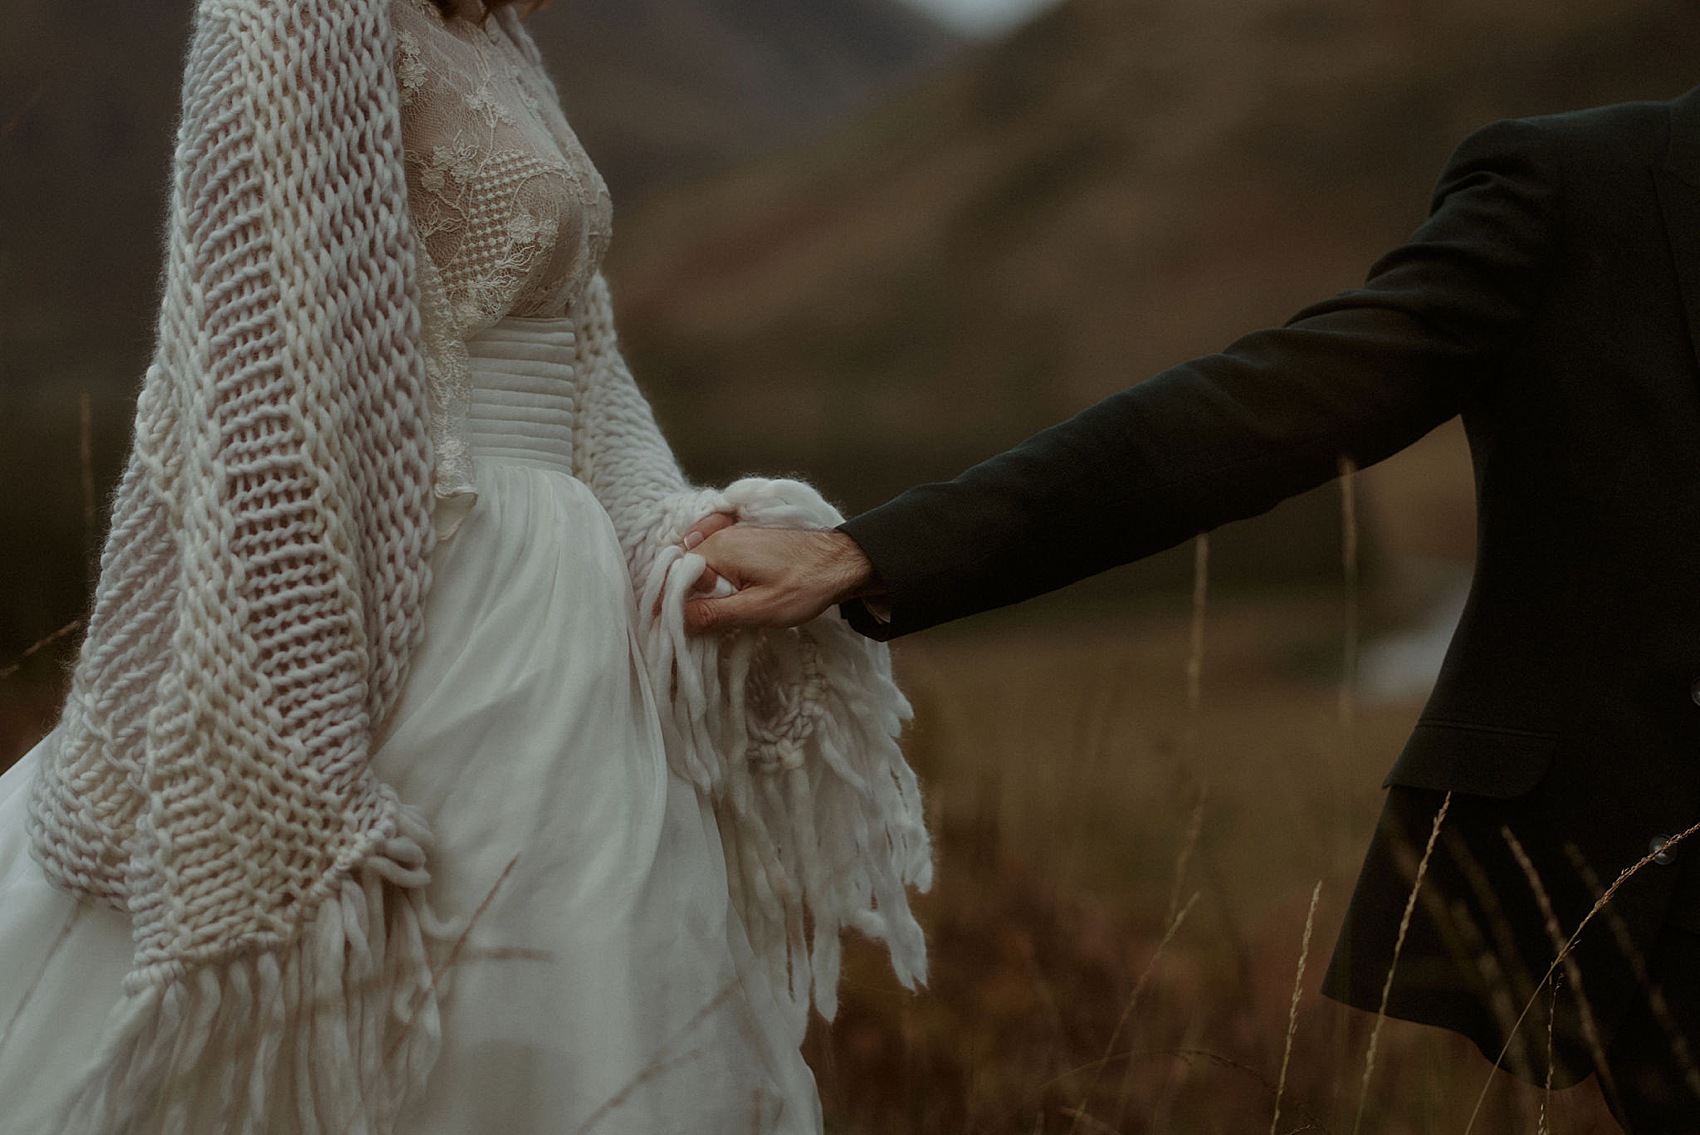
[24,2,930,1132]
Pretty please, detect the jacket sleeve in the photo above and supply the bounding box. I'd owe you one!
[838,116,1566,640]
[570,275,932,1028]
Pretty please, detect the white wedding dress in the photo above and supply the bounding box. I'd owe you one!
[0,4,826,1132]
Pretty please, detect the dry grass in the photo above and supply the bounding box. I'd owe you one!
[0,586,1632,1132]
[797,594,1624,1134]
[0,558,1637,1134]
[0,572,1649,1134]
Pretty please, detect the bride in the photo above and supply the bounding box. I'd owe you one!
[0,0,931,1132]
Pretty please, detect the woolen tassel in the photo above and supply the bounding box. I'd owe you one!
[637,478,933,1034]
[43,810,452,1135]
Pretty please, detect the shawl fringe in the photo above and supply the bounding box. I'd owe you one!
[639,478,933,1024]
[50,811,453,1135]
[31,1,450,1126]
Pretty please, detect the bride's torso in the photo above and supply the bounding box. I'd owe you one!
[392,0,612,338]
[393,0,611,479]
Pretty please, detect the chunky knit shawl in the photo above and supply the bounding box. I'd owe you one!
[25,2,930,1131]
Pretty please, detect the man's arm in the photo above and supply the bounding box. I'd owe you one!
[687,116,1564,638]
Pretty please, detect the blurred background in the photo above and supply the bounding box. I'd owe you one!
[6,0,1700,1129]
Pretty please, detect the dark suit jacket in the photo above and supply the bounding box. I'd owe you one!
[839,85,1700,1084]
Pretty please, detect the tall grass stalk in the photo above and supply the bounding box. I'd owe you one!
[1110,890,1201,1127]
[0,620,83,682]
[0,904,86,1065]
[1167,782,1208,933]
[1270,880,1323,1135]
[1540,976,1557,1135]
[1185,533,1208,729]
[1167,534,1210,926]
[1564,844,1700,1098]
[1058,1106,1118,1135]
[1337,456,1359,763]
[1463,822,1700,1130]
[79,391,96,573]
[1459,818,1700,1133]
[1498,830,1614,1107]
[348,854,524,1135]
[1063,890,1199,1134]
[567,982,741,1135]
[1354,791,1451,1135]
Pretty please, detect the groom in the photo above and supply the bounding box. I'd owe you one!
[683,86,1700,1127]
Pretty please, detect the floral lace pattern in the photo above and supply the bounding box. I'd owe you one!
[393,0,613,338]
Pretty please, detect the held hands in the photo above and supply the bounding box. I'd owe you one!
[679,517,878,635]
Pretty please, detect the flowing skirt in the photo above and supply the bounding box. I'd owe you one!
[0,317,822,1134]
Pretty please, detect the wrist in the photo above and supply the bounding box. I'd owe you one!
[816,529,879,606]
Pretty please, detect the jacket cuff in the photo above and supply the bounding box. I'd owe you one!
[838,597,897,642]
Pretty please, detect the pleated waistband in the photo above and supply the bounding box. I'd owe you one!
[464,316,579,475]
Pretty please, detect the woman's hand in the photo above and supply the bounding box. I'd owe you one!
[682,512,738,598]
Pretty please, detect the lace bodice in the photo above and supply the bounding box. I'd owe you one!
[393,0,613,337]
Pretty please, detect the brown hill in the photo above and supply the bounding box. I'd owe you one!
[0,0,955,382]
[607,0,1700,584]
[0,0,956,658]
[541,0,959,199]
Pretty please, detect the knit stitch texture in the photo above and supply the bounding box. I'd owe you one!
[22,0,930,1129]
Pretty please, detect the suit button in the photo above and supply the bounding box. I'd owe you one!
[1652,835,1678,865]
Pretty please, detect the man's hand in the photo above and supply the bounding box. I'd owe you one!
[682,524,878,634]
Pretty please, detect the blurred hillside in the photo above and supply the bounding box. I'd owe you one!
[542,0,959,197]
[0,0,956,666]
[609,0,1700,583]
[6,0,1700,667]
[0,0,957,387]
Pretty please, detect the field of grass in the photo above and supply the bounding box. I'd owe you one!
[0,577,1626,1132]
[799,588,1626,1134]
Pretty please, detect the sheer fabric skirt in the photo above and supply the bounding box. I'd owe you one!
[0,317,821,1134]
